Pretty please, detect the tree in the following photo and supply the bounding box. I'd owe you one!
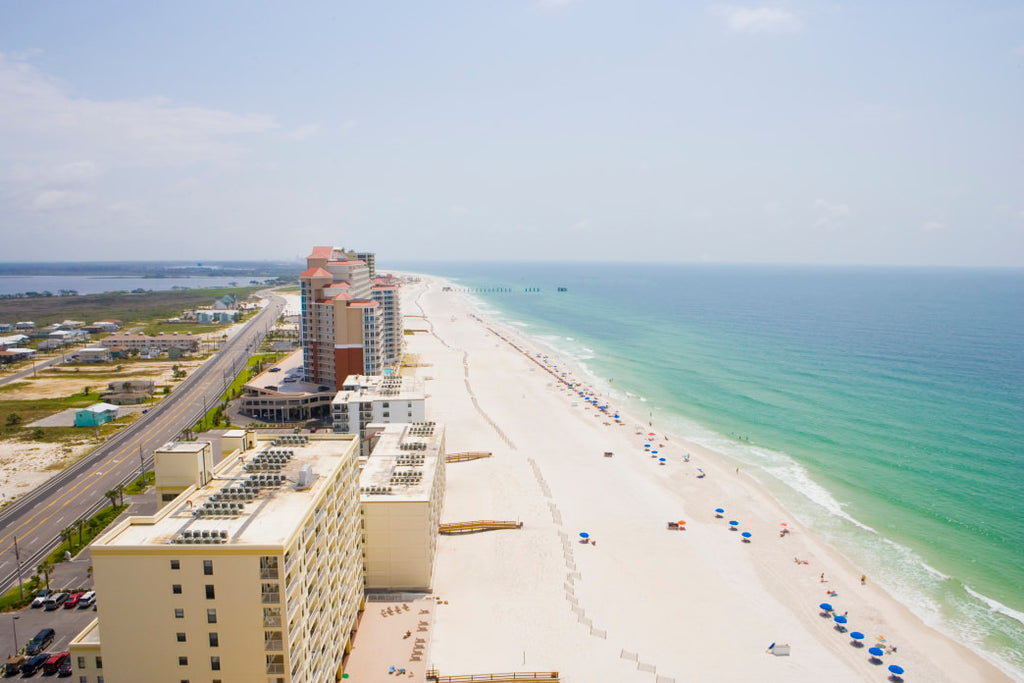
[104,489,119,508]
[87,518,99,538]
[115,483,126,505]
[60,526,74,551]
[36,560,53,590]
[75,518,86,545]
[5,413,21,426]
[82,386,91,396]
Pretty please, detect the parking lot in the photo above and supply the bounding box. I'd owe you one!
[2,595,99,676]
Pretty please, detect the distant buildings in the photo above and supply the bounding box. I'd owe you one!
[74,403,119,427]
[100,333,199,353]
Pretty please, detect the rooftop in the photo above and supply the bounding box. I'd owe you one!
[359,422,444,502]
[95,433,358,549]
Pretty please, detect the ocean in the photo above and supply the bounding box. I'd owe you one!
[397,261,1024,678]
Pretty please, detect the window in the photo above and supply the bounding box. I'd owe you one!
[170,559,180,570]
[175,608,184,618]
[176,632,187,642]
[205,584,215,599]
[178,656,188,666]
[203,560,214,575]
[207,608,217,624]
[77,657,85,669]
[209,632,219,647]
[172,584,182,594]
[95,656,103,668]
[211,656,221,671]
[79,677,87,683]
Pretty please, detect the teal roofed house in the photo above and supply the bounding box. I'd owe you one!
[75,403,119,427]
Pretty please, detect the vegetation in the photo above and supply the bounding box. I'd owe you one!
[0,286,259,327]
[195,352,284,431]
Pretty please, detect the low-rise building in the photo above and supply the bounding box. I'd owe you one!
[101,333,199,352]
[74,403,119,427]
[77,347,112,363]
[154,441,215,505]
[360,422,446,591]
[332,374,426,454]
[70,432,364,683]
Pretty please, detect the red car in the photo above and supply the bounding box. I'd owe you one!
[43,652,69,675]
[63,592,84,609]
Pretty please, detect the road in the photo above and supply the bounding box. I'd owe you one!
[0,293,285,595]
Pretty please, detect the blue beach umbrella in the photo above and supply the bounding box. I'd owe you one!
[579,532,589,539]
[868,647,885,657]
[728,521,739,528]
[819,603,833,612]
[715,508,725,516]
[659,457,666,462]
[850,632,864,640]
[888,664,904,675]
[833,615,848,625]
[651,450,659,454]
[741,531,752,538]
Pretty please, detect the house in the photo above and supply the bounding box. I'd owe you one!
[77,347,112,363]
[0,334,30,349]
[102,380,154,405]
[14,321,36,330]
[74,403,119,427]
[138,347,161,360]
[0,323,13,333]
[0,348,36,364]
[166,346,188,359]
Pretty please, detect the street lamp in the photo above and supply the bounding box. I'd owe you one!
[12,615,19,654]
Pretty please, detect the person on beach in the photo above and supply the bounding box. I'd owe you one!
[861,574,867,585]
[820,573,826,583]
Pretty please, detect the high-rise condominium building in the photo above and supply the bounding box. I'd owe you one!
[300,247,384,390]
[372,273,403,366]
[69,432,364,683]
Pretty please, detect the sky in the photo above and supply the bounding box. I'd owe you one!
[0,1,1022,267]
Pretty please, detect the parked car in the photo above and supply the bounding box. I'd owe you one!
[25,628,55,655]
[42,652,69,676]
[78,591,96,608]
[63,592,84,609]
[269,367,281,372]
[42,593,68,610]
[4,654,27,676]
[57,659,72,677]
[20,653,48,676]
[30,589,52,608]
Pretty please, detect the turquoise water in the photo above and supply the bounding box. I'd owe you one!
[400,262,1024,677]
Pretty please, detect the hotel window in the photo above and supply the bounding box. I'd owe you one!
[205,584,216,599]
[211,656,221,671]
[174,608,184,618]
[176,632,186,642]
[203,559,214,575]
[209,632,219,647]
[77,657,85,669]
[95,656,103,668]
[178,656,188,666]
[172,584,182,594]
[207,608,217,623]
[170,559,180,570]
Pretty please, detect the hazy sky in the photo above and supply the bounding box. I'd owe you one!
[1,1,1021,266]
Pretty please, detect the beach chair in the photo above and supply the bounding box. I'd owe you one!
[667,522,678,530]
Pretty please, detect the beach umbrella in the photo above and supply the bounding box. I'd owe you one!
[651,450,659,454]
[715,508,725,516]
[819,603,833,612]
[780,522,788,527]
[649,432,656,436]
[876,635,887,644]
[741,531,752,540]
[888,664,904,675]
[868,647,885,657]
[678,520,686,526]
[833,615,848,625]
[728,520,739,527]
[659,457,666,463]
[850,632,864,640]
[579,532,589,539]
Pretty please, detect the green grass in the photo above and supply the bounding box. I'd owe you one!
[195,352,284,432]
[139,321,237,336]
[0,286,259,328]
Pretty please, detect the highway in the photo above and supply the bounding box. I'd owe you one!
[0,293,285,595]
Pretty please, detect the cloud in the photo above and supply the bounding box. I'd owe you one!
[31,189,91,211]
[921,220,943,232]
[284,124,320,141]
[711,5,803,35]
[450,204,470,215]
[571,218,591,232]
[813,199,850,229]
[0,53,278,172]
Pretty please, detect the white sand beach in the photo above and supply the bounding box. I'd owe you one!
[402,275,1009,682]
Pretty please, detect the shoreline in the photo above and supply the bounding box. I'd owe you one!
[403,273,1011,682]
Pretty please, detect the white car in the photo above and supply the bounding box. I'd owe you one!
[78,590,96,608]
[30,589,52,608]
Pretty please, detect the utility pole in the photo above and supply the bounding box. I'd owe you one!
[13,536,23,600]
[139,443,146,485]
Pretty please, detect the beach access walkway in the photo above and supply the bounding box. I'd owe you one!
[438,520,523,534]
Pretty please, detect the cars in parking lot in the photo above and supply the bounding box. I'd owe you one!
[63,592,84,609]
[30,589,52,608]
[5,654,27,676]
[78,590,96,608]
[43,592,68,610]
[20,653,49,676]
[269,367,281,372]
[42,652,69,675]
[25,628,55,656]
[58,659,72,677]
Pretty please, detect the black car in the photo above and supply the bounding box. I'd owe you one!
[57,659,72,677]
[20,653,48,676]
[25,628,55,656]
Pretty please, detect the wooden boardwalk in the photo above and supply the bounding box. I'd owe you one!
[445,451,493,463]
[438,520,523,534]
[426,671,559,682]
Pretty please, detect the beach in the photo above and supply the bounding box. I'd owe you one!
[402,274,1010,682]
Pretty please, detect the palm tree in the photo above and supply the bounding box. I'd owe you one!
[87,518,99,538]
[60,526,75,552]
[36,561,53,590]
[115,483,126,505]
[104,489,118,508]
[75,518,86,545]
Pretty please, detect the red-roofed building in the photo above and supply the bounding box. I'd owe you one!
[300,246,386,389]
